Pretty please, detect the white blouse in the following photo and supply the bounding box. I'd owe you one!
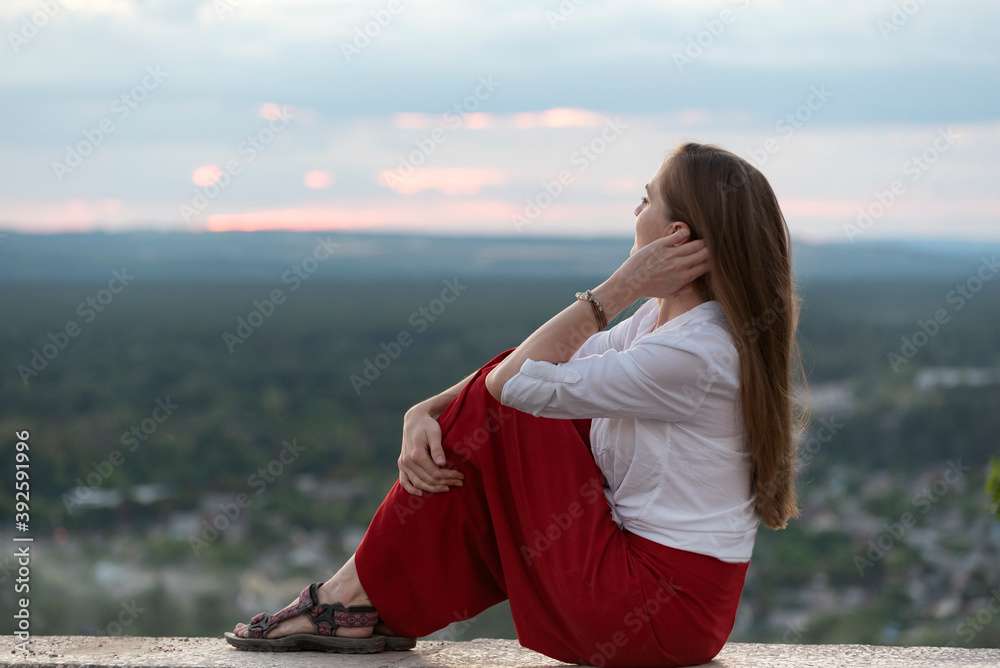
[500,298,759,563]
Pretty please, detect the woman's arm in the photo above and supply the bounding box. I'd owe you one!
[399,228,707,495]
[410,370,477,420]
[485,228,708,402]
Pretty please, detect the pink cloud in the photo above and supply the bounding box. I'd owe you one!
[191,165,221,187]
[303,170,334,189]
[393,113,433,129]
[259,103,295,120]
[0,198,125,232]
[464,112,493,129]
[512,108,605,129]
[204,199,518,233]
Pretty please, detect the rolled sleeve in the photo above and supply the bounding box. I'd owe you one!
[569,299,654,362]
[569,330,612,362]
[500,336,719,421]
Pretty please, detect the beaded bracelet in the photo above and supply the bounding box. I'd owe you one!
[575,289,608,330]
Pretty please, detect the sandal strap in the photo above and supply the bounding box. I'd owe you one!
[245,583,380,639]
[335,603,379,627]
[309,602,379,636]
[246,583,319,639]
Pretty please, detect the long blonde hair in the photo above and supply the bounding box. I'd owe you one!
[659,142,807,529]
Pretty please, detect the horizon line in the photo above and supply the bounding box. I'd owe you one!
[2,227,1000,247]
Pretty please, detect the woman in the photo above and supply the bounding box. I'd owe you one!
[225,142,805,667]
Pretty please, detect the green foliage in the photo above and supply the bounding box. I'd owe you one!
[987,458,1000,520]
[750,524,859,588]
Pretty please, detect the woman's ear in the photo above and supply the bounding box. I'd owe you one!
[667,221,691,245]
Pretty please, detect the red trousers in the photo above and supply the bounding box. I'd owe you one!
[355,348,749,667]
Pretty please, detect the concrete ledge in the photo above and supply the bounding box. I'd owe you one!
[4,637,1000,668]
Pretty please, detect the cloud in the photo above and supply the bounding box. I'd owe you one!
[377,168,508,196]
[201,199,518,233]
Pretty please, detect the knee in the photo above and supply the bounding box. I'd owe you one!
[444,401,513,461]
[446,420,495,461]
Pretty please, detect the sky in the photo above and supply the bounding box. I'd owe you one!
[0,0,998,242]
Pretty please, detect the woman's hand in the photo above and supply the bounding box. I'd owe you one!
[486,227,708,401]
[398,403,465,496]
[607,227,710,301]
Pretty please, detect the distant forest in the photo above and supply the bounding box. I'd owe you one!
[3,276,999,516]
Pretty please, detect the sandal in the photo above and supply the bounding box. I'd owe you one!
[379,633,417,651]
[224,582,384,653]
